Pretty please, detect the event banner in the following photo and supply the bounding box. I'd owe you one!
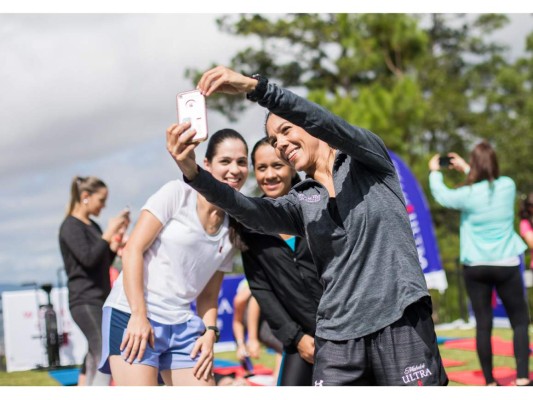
[389,151,448,293]
[191,274,245,351]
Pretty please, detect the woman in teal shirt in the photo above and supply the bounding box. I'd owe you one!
[429,141,530,386]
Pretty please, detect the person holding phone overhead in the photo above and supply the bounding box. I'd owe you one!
[166,66,448,386]
[99,129,249,386]
[429,143,531,386]
[59,176,130,386]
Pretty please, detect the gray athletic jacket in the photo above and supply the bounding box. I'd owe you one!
[186,83,429,341]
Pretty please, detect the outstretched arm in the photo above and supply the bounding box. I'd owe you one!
[196,66,394,175]
[167,124,305,237]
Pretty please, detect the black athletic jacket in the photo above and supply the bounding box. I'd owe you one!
[59,215,115,309]
[241,229,322,353]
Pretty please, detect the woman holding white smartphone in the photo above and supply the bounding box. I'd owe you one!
[99,129,249,386]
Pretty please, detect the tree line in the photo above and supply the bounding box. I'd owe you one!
[187,14,533,322]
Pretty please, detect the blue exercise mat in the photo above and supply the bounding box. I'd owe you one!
[48,368,80,386]
[214,359,239,367]
[437,336,461,345]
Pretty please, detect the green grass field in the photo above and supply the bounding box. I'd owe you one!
[0,327,531,386]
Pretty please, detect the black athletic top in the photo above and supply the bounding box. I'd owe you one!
[59,215,115,309]
[241,228,322,353]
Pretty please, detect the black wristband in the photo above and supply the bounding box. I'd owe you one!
[246,74,268,102]
[205,325,220,343]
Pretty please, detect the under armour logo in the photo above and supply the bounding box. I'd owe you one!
[314,380,323,386]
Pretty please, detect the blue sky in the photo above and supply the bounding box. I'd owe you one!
[0,12,532,285]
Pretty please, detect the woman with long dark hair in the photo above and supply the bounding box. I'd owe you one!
[238,138,322,385]
[99,129,249,386]
[429,141,530,386]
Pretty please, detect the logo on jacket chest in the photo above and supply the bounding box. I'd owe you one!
[298,193,322,203]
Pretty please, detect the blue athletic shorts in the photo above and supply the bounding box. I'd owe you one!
[99,307,206,373]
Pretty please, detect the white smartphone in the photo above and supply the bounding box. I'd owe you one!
[176,89,208,143]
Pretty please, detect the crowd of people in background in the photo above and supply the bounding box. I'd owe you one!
[57,65,533,387]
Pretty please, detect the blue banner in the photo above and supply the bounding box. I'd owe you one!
[192,274,244,345]
[389,151,448,292]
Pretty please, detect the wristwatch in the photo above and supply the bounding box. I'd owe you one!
[246,74,268,102]
[205,325,220,343]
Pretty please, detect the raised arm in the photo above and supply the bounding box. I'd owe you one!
[197,66,395,175]
[428,154,468,210]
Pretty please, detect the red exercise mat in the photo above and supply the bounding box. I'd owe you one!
[443,336,533,357]
[447,366,533,386]
[246,374,276,386]
[442,358,465,368]
[213,364,273,378]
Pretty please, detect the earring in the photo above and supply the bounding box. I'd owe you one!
[83,199,88,204]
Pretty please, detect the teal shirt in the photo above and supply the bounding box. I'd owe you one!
[429,171,526,264]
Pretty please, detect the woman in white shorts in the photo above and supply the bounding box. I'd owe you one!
[99,129,249,386]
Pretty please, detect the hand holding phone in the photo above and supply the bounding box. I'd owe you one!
[439,155,453,168]
[176,89,208,143]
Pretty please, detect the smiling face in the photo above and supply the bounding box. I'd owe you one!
[253,143,295,199]
[204,138,248,191]
[265,113,322,175]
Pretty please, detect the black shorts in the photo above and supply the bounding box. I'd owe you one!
[313,297,448,386]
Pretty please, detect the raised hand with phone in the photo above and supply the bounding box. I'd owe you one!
[430,152,470,174]
[176,89,208,143]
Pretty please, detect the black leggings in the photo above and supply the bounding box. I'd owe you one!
[277,351,314,386]
[463,265,530,384]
